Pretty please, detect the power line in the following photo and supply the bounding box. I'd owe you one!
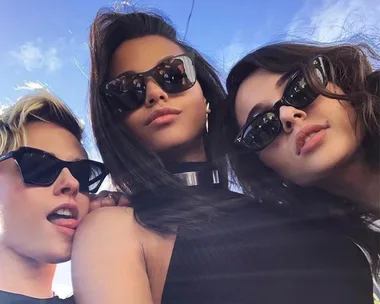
[184,0,195,40]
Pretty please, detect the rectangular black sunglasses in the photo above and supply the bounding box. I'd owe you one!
[0,147,108,194]
[100,52,197,113]
[234,55,327,151]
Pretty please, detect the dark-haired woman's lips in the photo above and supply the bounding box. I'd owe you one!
[145,107,182,126]
[295,124,329,155]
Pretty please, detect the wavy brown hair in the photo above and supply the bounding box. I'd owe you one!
[215,41,380,275]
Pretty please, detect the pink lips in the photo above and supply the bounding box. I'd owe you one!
[295,124,329,155]
[51,219,79,236]
[48,202,79,236]
[144,107,182,126]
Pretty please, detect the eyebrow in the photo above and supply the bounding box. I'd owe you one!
[48,152,85,162]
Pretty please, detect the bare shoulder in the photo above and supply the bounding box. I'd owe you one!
[73,206,141,254]
[78,206,135,230]
[72,207,155,304]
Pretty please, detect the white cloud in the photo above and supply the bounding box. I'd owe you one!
[9,40,62,72]
[218,41,248,74]
[287,0,380,42]
[217,22,274,75]
[218,29,262,75]
[44,48,62,71]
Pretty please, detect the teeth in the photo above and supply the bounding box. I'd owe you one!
[304,135,312,143]
[55,208,73,217]
[304,132,317,143]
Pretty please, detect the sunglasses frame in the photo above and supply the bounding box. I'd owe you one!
[100,52,197,114]
[234,55,327,151]
[0,146,108,193]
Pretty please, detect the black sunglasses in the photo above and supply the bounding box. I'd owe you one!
[235,56,327,151]
[100,52,197,113]
[0,147,108,194]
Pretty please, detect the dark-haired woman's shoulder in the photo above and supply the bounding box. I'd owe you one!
[71,206,158,304]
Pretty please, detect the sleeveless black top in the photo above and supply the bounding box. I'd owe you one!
[161,162,373,304]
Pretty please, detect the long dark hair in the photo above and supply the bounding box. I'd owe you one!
[216,41,380,275]
[89,8,228,234]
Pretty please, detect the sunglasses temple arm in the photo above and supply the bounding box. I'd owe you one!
[89,172,107,184]
[0,152,13,162]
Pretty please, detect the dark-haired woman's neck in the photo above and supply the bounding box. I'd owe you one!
[317,157,380,217]
[160,137,207,163]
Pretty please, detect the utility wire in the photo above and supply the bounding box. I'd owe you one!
[184,0,195,40]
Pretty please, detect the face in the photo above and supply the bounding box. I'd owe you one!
[0,122,90,264]
[235,68,363,186]
[110,35,207,153]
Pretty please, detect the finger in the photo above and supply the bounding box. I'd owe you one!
[100,194,118,207]
[95,190,112,199]
[89,191,115,212]
[89,200,102,212]
[110,192,130,207]
[117,195,130,206]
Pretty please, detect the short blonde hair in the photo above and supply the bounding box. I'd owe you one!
[0,90,83,155]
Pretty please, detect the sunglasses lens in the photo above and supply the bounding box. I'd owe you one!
[17,149,106,193]
[103,53,196,113]
[105,74,146,112]
[285,64,326,109]
[154,55,196,94]
[69,161,106,193]
[284,73,316,108]
[18,152,60,185]
[239,112,282,150]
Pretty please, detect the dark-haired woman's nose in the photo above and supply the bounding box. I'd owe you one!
[144,79,169,107]
[279,106,307,133]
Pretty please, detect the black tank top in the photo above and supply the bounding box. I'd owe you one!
[161,162,373,304]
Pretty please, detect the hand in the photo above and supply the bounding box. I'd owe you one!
[89,190,130,212]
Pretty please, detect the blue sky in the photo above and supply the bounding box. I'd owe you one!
[0,0,379,297]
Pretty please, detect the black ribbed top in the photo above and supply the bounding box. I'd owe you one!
[161,162,373,304]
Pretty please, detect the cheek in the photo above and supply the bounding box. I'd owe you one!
[339,102,363,141]
[310,97,363,145]
[77,194,90,219]
[258,145,281,171]
[123,111,144,137]
[257,137,293,178]
[190,81,204,100]
[182,82,206,117]
[0,185,43,233]
[0,176,26,208]
[234,101,248,128]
